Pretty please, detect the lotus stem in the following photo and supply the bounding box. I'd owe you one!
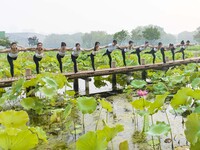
[95,107,102,130]
[164,109,174,150]
[83,114,85,134]
[151,115,156,150]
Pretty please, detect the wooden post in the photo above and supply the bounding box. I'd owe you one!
[112,61,117,91]
[25,69,31,77]
[165,57,169,62]
[85,77,91,96]
[73,78,79,94]
[141,59,145,65]
[126,72,132,85]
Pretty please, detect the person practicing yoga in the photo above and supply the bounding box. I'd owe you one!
[102,40,121,68]
[118,40,135,66]
[175,40,194,60]
[144,42,164,64]
[1,42,26,77]
[33,42,46,74]
[131,41,150,65]
[88,42,106,71]
[168,43,176,61]
[56,42,72,73]
[70,43,92,73]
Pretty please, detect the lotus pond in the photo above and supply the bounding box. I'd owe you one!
[0,48,200,150]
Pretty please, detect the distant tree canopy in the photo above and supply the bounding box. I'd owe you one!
[113,30,129,44]
[194,27,200,43]
[28,36,39,46]
[82,31,113,48]
[142,26,161,43]
[0,37,11,48]
[131,27,144,45]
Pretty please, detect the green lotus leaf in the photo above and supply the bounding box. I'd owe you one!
[185,113,200,146]
[40,86,57,98]
[98,99,113,112]
[63,104,72,119]
[188,89,200,100]
[97,124,124,142]
[131,80,147,89]
[153,82,168,95]
[11,78,25,95]
[130,98,151,110]
[41,76,58,88]
[76,131,108,150]
[147,121,170,136]
[119,140,129,150]
[170,88,193,109]
[0,128,38,150]
[0,110,29,129]
[77,97,97,114]
[191,78,200,89]
[148,92,169,115]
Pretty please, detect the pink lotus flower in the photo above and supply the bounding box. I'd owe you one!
[137,90,148,97]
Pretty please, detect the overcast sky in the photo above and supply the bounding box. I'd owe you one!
[1,0,200,35]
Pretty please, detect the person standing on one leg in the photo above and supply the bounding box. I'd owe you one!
[119,40,135,66]
[70,43,92,73]
[175,40,186,60]
[168,43,175,61]
[131,41,150,65]
[88,42,106,71]
[33,42,46,74]
[56,42,72,73]
[102,40,121,68]
[144,42,163,64]
[1,42,26,77]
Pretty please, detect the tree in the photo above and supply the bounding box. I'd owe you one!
[142,26,161,44]
[194,27,200,43]
[28,36,39,46]
[113,30,129,44]
[131,27,145,45]
[82,31,113,48]
[0,37,11,48]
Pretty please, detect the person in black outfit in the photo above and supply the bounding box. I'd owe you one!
[56,42,72,73]
[169,43,175,61]
[131,41,149,65]
[119,40,134,66]
[175,40,186,60]
[145,42,164,64]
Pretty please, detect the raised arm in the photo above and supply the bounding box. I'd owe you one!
[0,49,10,53]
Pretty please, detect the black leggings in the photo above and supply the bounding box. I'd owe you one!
[103,50,112,68]
[176,48,185,60]
[57,53,64,73]
[71,54,78,73]
[131,49,141,65]
[7,54,17,77]
[171,49,175,61]
[89,54,96,71]
[160,48,166,63]
[121,49,126,66]
[145,50,156,64]
[33,55,42,74]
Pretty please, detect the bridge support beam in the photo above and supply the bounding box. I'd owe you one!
[141,59,147,81]
[112,62,117,91]
[73,79,79,94]
[85,77,91,96]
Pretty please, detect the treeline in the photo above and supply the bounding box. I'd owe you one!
[1,25,200,49]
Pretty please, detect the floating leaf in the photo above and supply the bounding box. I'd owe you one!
[119,140,129,150]
[153,82,168,95]
[77,97,97,114]
[188,89,200,100]
[131,80,147,89]
[185,113,200,146]
[148,92,169,115]
[147,121,170,136]
[76,131,108,150]
[0,110,29,129]
[98,99,113,112]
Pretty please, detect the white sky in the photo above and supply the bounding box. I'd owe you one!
[0,0,200,34]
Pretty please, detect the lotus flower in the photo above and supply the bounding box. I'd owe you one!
[137,90,148,97]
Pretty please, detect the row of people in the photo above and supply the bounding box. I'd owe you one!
[0,40,194,77]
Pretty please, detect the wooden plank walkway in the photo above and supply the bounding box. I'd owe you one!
[0,57,200,87]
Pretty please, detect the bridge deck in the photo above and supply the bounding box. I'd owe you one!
[0,57,200,87]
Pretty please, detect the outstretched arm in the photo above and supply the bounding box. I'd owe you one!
[0,49,10,53]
